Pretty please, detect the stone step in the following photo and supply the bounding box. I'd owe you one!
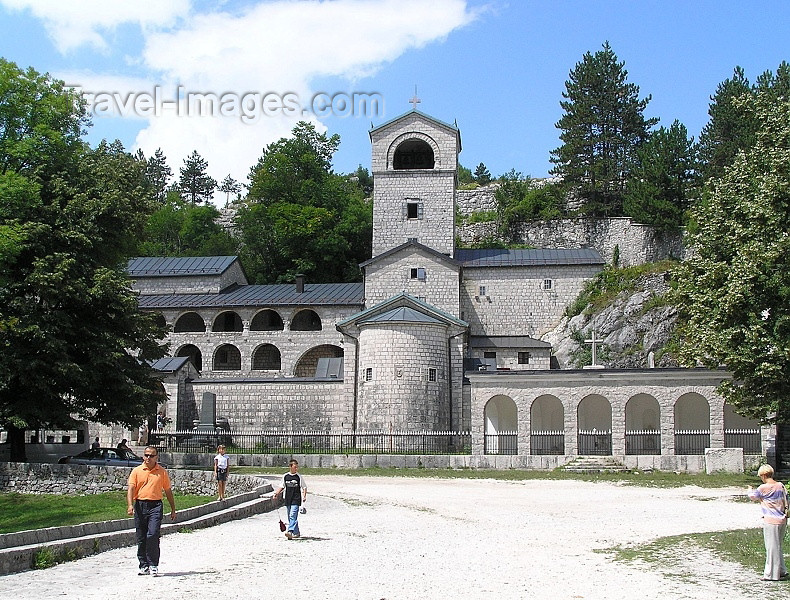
[560,456,630,473]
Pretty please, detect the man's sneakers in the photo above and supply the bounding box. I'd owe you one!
[138,566,149,576]
[285,531,293,539]
[150,566,159,577]
[139,565,159,576]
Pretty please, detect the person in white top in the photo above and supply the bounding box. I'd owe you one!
[213,445,230,501]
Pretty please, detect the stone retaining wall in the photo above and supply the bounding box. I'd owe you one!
[0,462,262,497]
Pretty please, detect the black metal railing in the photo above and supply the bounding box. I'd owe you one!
[625,430,661,455]
[674,430,710,455]
[150,429,471,455]
[530,431,564,455]
[725,429,761,454]
[577,430,612,455]
[483,432,517,455]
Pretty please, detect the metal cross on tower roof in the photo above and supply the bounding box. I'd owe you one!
[409,86,421,110]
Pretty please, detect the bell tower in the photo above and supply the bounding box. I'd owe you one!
[369,102,461,257]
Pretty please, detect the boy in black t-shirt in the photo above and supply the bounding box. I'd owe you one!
[273,459,307,539]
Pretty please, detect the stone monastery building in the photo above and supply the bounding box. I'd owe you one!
[129,108,772,471]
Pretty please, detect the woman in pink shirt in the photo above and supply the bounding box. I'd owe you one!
[747,464,789,581]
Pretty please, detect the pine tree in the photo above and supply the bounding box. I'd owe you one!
[145,148,172,202]
[219,174,242,206]
[550,42,657,216]
[178,150,217,204]
[474,162,492,185]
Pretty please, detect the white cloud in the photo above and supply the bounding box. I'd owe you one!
[0,0,191,52]
[8,0,481,203]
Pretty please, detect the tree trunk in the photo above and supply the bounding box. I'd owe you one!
[7,424,27,462]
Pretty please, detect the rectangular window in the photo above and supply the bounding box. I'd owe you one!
[364,367,373,382]
[409,267,426,281]
[518,352,531,365]
[543,279,553,290]
[407,237,418,243]
[478,285,487,296]
[428,368,437,382]
[483,351,496,359]
[405,200,423,220]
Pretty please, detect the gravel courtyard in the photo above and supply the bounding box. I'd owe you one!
[0,475,775,599]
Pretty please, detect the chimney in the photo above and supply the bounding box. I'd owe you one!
[295,274,305,293]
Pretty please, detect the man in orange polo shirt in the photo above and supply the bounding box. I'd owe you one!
[127,446,176,576]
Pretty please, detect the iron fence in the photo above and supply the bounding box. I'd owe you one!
[725,429,761,454]
[625,430,661,455]
[577,430,612,455]
[530,431,564,455]
[483,432,517,455]
[674,430,710,455]
[150,429,471,455]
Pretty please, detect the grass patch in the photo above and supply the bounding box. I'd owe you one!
[0,491,214,534]
[232,465,754,488]
[609,528,789,584]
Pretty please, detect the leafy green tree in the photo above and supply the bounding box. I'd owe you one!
[674,92,790,421]
[351,164,373,196]
[144,148,172,202]
[138,195,237,256]
[495,170,563,241]
[473,162,492,185]
[623,120,698,230]
[219,174,242,207]
[550,42,658,216]
[0,59,167,460]
[178,150,217,204]
[239,121,371,283]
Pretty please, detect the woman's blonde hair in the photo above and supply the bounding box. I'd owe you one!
[757,464,775,478]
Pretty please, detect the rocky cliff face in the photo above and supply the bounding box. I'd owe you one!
[542,271,680,369]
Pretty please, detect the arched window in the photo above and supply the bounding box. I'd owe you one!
[674,393,711,455]
[393,139,435,169]
[174,312,206,333]
[291,309,322,331]
[213,344,241,371]
[625,394,661,455]
[577,394,612,455]
[176,344,202,372]
[212,311,243,332]
[530,395,564,455]
[252,344,282,370]
[294,345,342,377]
[484,395,517,455]
[250,309,284,331]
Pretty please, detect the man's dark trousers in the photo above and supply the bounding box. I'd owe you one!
[134,499,163,567]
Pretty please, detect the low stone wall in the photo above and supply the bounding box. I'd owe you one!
[0,462,262,497]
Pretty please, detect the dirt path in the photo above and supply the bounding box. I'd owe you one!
[0,476,772,599]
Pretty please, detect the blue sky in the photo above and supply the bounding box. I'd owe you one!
[1,0,789,202]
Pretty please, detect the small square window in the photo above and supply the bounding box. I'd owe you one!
[428,368,437,382]
[542,279,553,290]
[518,351,531,364]
[410,267,426,281]
[364,367,373,381]
[478,285,487,296]
[405,201,423,219]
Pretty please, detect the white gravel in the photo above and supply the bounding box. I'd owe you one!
[0,475,776,599]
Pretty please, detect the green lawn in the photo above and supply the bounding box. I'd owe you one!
[0,491,214,534]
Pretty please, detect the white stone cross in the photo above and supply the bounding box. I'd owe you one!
[409,86,421,110]
[583,329,604,369]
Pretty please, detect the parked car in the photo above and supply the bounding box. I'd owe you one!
[58,447,143,467]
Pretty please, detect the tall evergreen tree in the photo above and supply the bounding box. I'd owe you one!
[145,148,173,202]
[474,162,492,185]
[219,174,242,206]
[550,42,658,216]
[623,120,698,230]
[178,150,217,204]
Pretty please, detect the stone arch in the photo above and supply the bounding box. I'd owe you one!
[252,343,281,371]
[151,313,167,332]
[291,309,322,331]
[484,395,517,455]
[625,393,660,430]
[387,132,440,170]
[213,343,241,371]
[174,311,206,333]
[674,393,710,430]
[530,394,563,431]
[175,344,202,372]
[212,310,243,332]
[294,344,342,377]
[250,309,284,331]
[577,394,612,430]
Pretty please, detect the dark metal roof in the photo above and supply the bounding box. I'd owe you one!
[360,240,459,269]
[469,335,552,349]
[455,248,604,267]
[149,356,191,372]
[128,256,238,277]
[362,306,444,325]
[137,282,365,309]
